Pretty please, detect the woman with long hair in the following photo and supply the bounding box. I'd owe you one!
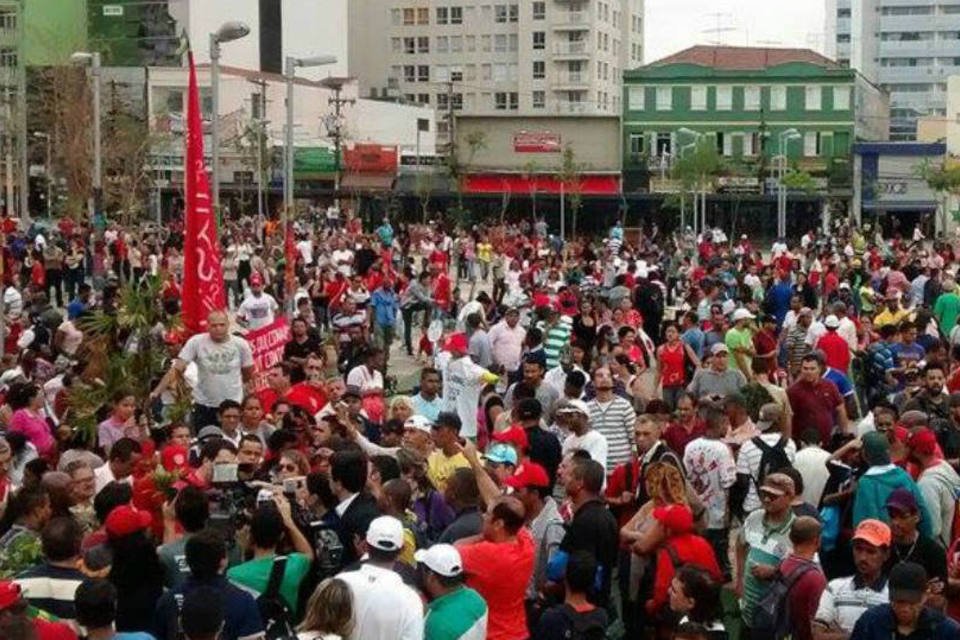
[106,508,164,632]
[397,447,454,543]
[7,382,55,462]
[297,577,354,640]
[668,566,727,640]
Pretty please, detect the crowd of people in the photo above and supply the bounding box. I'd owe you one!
[0,211,957,640]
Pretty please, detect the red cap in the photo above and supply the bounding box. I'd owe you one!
[0,581,22,610]
[161,445,190,472]
[652,504,695,534]
[504,462,550,489]
[163,329,185,345]
[444,333,469,353]
[105,505,152,538]
[908,428,938,456]
[250,272,264,286]
[492,425,529,452]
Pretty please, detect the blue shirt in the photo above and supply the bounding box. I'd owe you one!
[412,393,443,422]
[370,288,399,327]
[681,326,705,359]
[824,368,854,398]
[767,282,794,325]
[376,223,394,247]
[892,341,926,369]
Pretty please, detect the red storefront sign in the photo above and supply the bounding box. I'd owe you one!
[513,132,562,153]
[343,143,398,173]
[463,173,620,195]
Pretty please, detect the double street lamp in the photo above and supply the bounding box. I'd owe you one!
[70,51,100,222]
[677,127,706,252]
[210,21,251,215]
[32,132,51,218]
[777,128,802,238]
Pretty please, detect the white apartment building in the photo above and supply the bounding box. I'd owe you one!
[826,0,960,140]
[348,0,644,139]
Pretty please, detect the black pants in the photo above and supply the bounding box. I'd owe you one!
[45,269,63,307]
[64,267,83,301]
[705,528,731,582]
[401,302,431,353]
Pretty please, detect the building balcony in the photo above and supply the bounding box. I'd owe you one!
[553,11,591,30]
[552,100,591,114]
[553,41,590,58]
[551,72,589,90]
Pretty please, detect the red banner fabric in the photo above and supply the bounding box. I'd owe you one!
[284,221,296,302]
[246,317,291,391]
[182,49,226,335]
[462,173,620,195]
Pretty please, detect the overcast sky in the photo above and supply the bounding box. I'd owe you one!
[644,0,827,63]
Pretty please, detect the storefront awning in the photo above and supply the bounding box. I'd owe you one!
[394,173,457,194]
[463,173,620,195]
[340,173,395,192]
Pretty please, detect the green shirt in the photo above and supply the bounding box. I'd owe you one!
[934,291,960,336]
[725,326,754,374]
[424,586,488,640]
[739,509,795,624]
[226,552,311,615]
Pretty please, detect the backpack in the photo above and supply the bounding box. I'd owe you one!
[751,561,818,640]
[309,520,345,581]
[558,604,607,640]
[257,556,297,640]
[752,436,791,488]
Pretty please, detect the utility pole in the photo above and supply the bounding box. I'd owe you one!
[444,80,455,166]
[248,78,268,234]
[327,83,355,208]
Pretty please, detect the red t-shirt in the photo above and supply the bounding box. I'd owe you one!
[787,378,843,446]
[648,533,723,613]
[286,382,328,415]
[658,342,686,388]
[779,555,828,640]
[433,273,452,311]
[662,420,706,457]
[34,618,78,640]
[604,459,641,536]
[458,528,535,640]
[816,331,851,373]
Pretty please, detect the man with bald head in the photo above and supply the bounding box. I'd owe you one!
[151,309,255,428]
[456,495,534,640]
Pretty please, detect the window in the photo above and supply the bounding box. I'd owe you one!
[437,93,449,109]
[495,92,508,110]
[837,7,851,17]
[436,7,449,24]
[716,86,732,110]
[404,37,416,54]
[452,36,463,52]
[465,64,476,80]
[690,86,706,110]
[744,86,760,111]
[837,34,851,43]
[509,4,518,22]
[495,4,508,22]
[533,31,545,50]
[437,36,449,53]
[403,8,415,25]
[495,34,507,52]
[509,92,518,109]
[435,65,449,82]
[481,35,491,52]
[533,91,545,108]
[770,85,787,110]
[418,94,430,105]
[0,11,17,30]
[833,86,850,110]
[403,65,416,82]
[418,65,429,82]
[493,63,508,81]
[805,85,822,110]
[804,131,819,157]
[533,61,545,79]
[452,93,464,110]
[391,38,402,53]
[450,6,463,23]
[250,92,263,119]
[466,35,476,51]
[533,1,545,19]
[508,34,518,51]
[417,7,430,24]
[391,9,402,25]
[451,67,463,82]
[656,86,672,110]
[418,36,430,53]
[404,93,416,104]
[628,86,645,110]
[629,133,644,155]
[481,64,492,80]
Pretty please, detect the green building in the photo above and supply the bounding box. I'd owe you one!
[86,0,178,67]
[23,0,87,65]
[622,45,889,194]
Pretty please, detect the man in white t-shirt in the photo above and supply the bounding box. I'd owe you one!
[441,333,498,440]
[736,403,797,514]
[150,310,254,428]
[331,239,355,277]
[336,516,424,640]
[236,272,279,330]
[558,399,608,474]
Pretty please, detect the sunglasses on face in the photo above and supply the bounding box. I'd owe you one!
[279,463,297,473]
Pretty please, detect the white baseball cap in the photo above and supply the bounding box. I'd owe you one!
[556,398,590,416]
[414,543,464,577]
[366,516,405,552]
[731,308,755,322]
[824,314,841,329]
[404,415,433,433]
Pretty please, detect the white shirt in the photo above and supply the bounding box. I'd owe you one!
[794,445,831,507]
[3,286,22,317]
[815,575,889,633]
[94,463,132,495]
[736,433,797,513]
[237,292,279,330]
[346,365,384,393]
[441,355,490,438]
[177,334,254,407]
[544,364,586,398]
[337,564,424,640]
[562,430,609,475]
[296,239,314,265]
[335,493,358,518]
[683,436,737,529]
[332,249,354,276]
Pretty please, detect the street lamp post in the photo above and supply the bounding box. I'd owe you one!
[70,51,101,223]
[677,128,704,247]
[33,132,51,217]
[678,141,696,237]
[210,21,251,217]
[283,55,337,223]
[777,128,801,238]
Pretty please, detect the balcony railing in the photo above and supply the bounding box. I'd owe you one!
[553,41,589,55]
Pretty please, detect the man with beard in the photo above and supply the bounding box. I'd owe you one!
[903,363,950,425]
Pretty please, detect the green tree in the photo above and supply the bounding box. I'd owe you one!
[918,159,960,229]
[557,144,584,238]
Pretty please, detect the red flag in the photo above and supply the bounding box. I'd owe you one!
[182,49,226,334]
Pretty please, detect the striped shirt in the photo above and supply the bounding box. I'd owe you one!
[739,509,795,624]
[15,563,84,628]
[424,586,488,640]
[588,396,637,471]
[736,434,798,513]
[538,317,573,370]
[815,575,889,633]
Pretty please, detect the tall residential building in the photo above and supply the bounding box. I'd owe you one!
[348,0,645,139]
[826,0,960,140]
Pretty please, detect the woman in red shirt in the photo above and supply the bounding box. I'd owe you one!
[656,323,699,410]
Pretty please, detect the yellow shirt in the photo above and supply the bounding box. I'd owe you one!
[427,450,471,493]
[874,307,910,329]
[477,242,493,263]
